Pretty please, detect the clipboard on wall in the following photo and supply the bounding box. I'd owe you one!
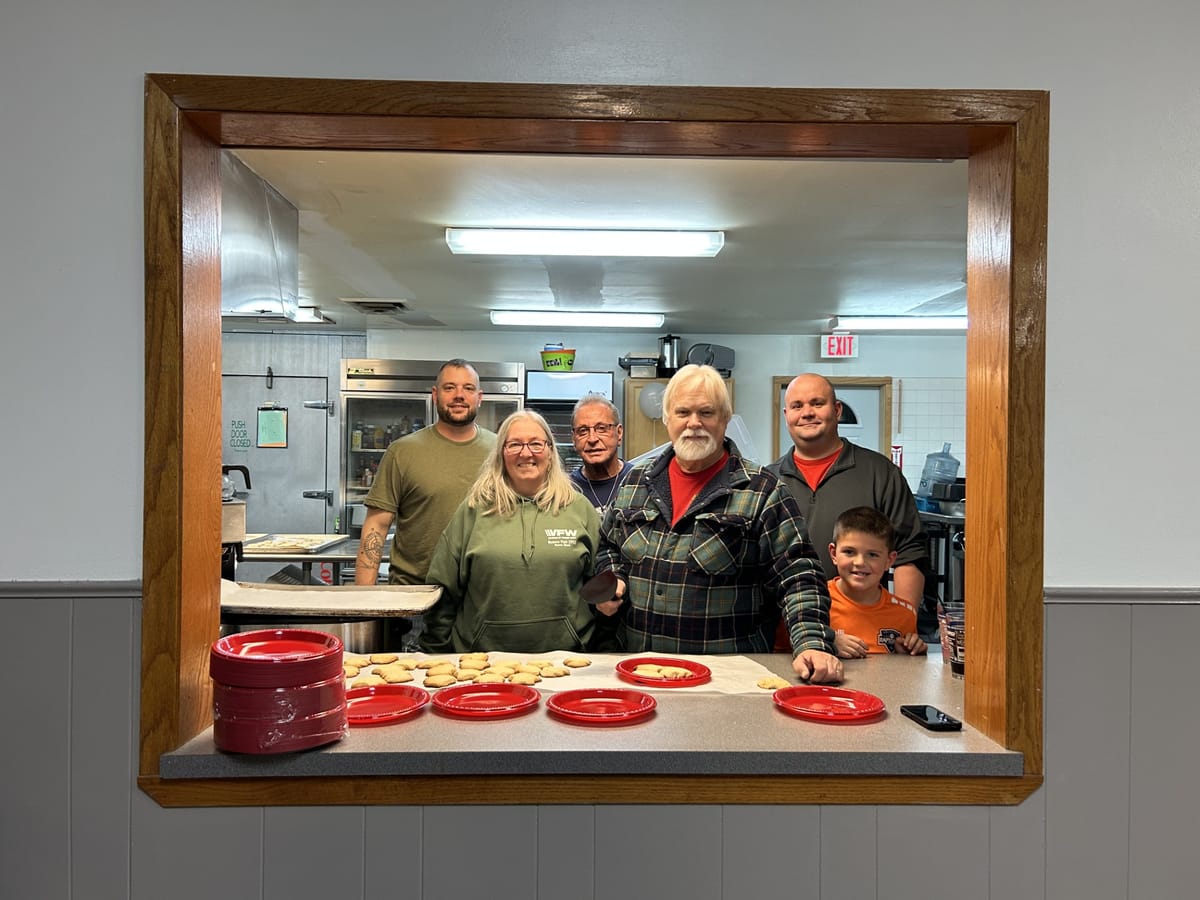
[257,404,288,448]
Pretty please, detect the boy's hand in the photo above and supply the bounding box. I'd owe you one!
[834,630,869,659]
[897,633,928,655]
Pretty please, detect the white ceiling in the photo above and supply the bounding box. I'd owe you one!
[229,149,968,335]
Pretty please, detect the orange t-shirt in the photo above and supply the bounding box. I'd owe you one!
[793,447,841,490]
[828,578,918,653]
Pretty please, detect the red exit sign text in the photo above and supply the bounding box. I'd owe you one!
[821,333,858,358]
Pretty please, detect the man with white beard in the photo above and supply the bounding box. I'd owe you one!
[595,364,842,682]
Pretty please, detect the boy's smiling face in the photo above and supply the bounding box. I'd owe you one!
[828,529,898,595]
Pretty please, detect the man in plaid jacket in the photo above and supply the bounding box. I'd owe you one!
[595,365,843,683]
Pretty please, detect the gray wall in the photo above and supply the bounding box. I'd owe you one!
[3,0,1198,897]
[7,586,1197,899]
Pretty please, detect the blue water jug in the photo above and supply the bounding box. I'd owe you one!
[917,442,960,497]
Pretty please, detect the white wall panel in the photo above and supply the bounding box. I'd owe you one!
[819,806,877,900]
[1044,603,1131,900]
[1128,605,1200,900]
[422,806,537,899]
[594,805,723,900]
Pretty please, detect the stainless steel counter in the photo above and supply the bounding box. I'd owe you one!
[161,650,1020,779]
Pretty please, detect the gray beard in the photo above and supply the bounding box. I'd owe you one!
[673,432,718,463]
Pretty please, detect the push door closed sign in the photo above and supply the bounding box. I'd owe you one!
[821,333,858,358]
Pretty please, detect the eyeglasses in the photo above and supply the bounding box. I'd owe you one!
[503,439,550,455]
[572,423,618,438]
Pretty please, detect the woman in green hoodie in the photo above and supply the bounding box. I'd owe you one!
[420,409,600,653]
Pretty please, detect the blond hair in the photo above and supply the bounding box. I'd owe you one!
[660,364,732,424]
[466,410,579,517]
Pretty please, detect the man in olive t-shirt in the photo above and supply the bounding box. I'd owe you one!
[355,359,497,586]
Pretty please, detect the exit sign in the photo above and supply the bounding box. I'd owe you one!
[821,332,859,358]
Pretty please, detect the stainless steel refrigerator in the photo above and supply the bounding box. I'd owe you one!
[339,358,525,537]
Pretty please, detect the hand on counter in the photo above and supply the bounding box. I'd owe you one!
[793,649,844,684]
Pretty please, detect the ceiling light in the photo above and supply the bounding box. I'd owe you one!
[287,306,333,324]
[831,316,967,332]
[446,228,724,257]
[490,310,665,328]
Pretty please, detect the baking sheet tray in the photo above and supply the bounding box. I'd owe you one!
[243,533,349,554]
[220,579,441,617]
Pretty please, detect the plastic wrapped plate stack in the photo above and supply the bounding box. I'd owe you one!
[210,628,348,754]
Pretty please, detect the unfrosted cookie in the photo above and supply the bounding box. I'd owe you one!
[416,658,451,669]
[475,672,506,684]
[515,663,543,675]
[540,666,570,678]
[343,655,371,669]
[375,665,415,684]
[658,666,692,680]
[455,668,480,681]
[485,666,516,679]
[459,652,489,661]
[562,657,591,668]
[633,664,663,677]
[491,659,523,670]
[756,676,791,690]
[508,671,541,685]
[368,653,399,665]
[423,673,457,688]
[343,664,361,678]
[425,662,456,676]
[457,657,490,670]
[351,674,387,688]
[525,659,553,669]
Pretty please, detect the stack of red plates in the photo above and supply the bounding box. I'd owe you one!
[210,629,348,754]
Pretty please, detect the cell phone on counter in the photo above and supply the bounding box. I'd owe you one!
[900,704,962,731]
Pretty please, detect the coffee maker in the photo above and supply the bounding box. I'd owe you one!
[657,334,681,377]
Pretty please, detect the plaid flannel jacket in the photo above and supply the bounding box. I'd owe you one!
[597,440,834,655]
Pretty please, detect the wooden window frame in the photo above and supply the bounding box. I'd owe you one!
[140,75,1046,806]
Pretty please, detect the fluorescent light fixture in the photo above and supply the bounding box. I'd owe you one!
[831,316,967,332]
[490,310,665,328]
[446,228,724,257]
[287,306,333,324]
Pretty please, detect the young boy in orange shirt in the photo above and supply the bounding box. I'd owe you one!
[827,506,927,658]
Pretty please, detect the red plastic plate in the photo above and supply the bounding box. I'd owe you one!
[546,688,656,726]
[431,683,540,719]
[615,656,712,688]
[346,684,430,726]
[772,685,886,722]
[210,629,344,688]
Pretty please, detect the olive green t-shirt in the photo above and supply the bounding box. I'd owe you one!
[363,425,496,584]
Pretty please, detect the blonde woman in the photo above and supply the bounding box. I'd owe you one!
[420,410,600,653]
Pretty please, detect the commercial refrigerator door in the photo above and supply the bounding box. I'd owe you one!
[341,390,431,530]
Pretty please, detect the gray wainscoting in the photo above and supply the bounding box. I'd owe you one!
[2,585,1196,899]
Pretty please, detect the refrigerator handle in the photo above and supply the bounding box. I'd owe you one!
[303,399,335,417]
[302,490,334,506]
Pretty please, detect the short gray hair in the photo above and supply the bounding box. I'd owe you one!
[572,393,622,426]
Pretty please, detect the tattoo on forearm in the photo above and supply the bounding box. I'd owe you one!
[359,532,385,566]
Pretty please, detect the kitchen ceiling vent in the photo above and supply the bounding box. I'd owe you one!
[339,298,446,327]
